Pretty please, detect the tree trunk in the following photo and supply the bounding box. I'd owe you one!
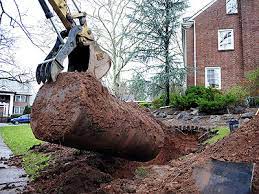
[31,72,164,162]
[164,0,170,106]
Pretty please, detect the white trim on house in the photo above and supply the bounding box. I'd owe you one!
[218,29,235,51]
[226,0,238,14]
[13,106,25,115]
[0,102,9,117]
[188,0,218,21]
[205,67,222,89]
[9,94,14,116]
[15,95,28,103]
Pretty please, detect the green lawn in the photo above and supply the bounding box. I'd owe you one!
[204,127,230,145]
[0,124,50,179]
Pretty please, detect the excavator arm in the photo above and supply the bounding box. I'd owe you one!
[36,0,111,84]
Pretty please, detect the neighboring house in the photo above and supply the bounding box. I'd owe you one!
[0,80,33,116]
[182,0,259,90]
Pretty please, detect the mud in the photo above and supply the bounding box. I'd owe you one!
[24,115,259,193]
[23,128,199,194]
[100,114,259,193]
[31,72,164,162]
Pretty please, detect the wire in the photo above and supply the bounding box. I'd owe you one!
[71,0,80,13]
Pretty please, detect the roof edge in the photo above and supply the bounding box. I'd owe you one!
[187,0,218,21]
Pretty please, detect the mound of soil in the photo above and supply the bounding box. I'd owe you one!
[24,112,258,193]
[100,115,259,193]
[31,72,164,162]
[23,128,199,194]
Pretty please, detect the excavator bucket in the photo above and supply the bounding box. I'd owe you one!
[67,39,111,79]
[36,0,111,84]
[88,43,111,79]
[36,26,111,84]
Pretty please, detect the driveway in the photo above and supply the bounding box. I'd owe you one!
[0,123,10,127]
[0,131,28,193]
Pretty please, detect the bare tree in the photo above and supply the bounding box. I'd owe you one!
[83,0,142,96]
[0,0,41,83]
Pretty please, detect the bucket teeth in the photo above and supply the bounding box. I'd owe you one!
[36,65,42,84]
[45,63,52,83]
[40,63,47,84]
[36,60,64,84]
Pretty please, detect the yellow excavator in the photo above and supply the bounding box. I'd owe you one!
[36,0,111,84]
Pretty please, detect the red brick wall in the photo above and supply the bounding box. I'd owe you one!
[185,0,258,90]
[240,0,259,74]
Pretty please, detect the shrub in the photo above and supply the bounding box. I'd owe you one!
[198,97,225,114]
[186,86,220,100]
[139,102,152,108]
[244,68,259,96]
[152,95,165,109]
[198,93,237,114]
[246,68,259,82]
[152,86,244,111]
[170,86,221,110]
[170,94,197,110]
[225,86,249,105]
[23,106,32,115]
[152,92,184,109]
[10,114,22,119]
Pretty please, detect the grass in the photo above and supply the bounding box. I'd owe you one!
[204,127,230,145]
[135,166,148,178]
[0,124,50,179]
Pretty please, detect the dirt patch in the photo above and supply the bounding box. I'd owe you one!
[25,103,258,193]
[100,115,259,193]
[23,127,200,193]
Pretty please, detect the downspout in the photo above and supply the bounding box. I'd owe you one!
[193,20,197,86]
[182,26,187,91]
[184,28,187,90]
[182,19,196,87]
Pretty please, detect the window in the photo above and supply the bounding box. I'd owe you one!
[15,95,27,102]
[205,67,221,89]
[14,106,25,114]
[218,29,234,51]
[226,0,238,14]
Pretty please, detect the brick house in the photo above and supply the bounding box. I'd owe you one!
[182,0,259,90]
[0,80,33,117]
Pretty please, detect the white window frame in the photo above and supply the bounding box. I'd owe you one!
[15,95,27,102]
[205,67,222,89]
[15,95,21,102]
[226,0,238,14]
[218,29,234,51]
[14,106,25,114]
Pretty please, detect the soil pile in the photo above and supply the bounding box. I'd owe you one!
[23,128,199,194]
[100,115,258,193]
[31,72,164,162]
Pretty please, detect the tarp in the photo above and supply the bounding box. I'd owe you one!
[193,159,255,194]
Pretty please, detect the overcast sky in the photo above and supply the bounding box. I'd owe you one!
[9,0,212,70]
[3,0,212,94]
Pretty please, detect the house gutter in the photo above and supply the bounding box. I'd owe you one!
[193,20,197,86]
[182,19,196,86]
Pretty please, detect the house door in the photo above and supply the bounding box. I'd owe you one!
[0,103,9,117]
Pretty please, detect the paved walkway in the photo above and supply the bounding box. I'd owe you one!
[0,123,9,127]
[0,129,28,193]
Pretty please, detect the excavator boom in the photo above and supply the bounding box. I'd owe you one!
[36,0,111,84]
